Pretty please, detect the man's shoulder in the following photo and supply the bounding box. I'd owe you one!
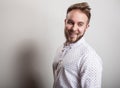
[79,40,102,62]
[76,40,95,54]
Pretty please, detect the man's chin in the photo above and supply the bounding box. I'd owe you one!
[68,36,83,43]
[68,38,78,43]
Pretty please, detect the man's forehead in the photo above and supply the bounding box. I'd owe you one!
[67,18,84,24]
[66,10,88,22]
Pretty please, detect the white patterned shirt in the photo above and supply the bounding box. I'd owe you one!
[53,38,102,88]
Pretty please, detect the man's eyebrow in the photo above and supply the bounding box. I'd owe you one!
[78,21,84,24]
[67,19,73,21]
[67,19,85,25]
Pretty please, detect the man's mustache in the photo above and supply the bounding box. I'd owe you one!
[68,30,78,34]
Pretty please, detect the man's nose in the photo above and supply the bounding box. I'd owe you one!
[72,24,78,31]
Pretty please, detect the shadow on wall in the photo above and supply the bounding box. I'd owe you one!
[15,40,45,88]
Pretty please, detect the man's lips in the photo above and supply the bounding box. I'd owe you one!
[69,32,78,37]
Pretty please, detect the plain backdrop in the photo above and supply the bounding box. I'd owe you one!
[0,0,120,88]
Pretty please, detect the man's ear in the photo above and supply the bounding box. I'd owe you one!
[86,24,90,30]
[64,19,67,24]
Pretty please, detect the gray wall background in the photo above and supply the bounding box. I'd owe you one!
[0,0,120,88]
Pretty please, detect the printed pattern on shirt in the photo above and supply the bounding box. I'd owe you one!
[53,38,102,88]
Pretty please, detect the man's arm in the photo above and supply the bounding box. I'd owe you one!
[80,53,102,88]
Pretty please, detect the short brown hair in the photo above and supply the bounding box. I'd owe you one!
[67,2,91,23]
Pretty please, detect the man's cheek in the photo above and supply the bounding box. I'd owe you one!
[66,25,72,30]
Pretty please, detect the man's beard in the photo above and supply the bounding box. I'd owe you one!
[64,28,85,43]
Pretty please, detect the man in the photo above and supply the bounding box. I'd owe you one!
[53,2,102,88]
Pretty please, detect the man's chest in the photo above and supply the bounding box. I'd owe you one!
[53,47,86,75]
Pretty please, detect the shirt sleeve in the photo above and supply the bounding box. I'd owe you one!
[79,52,102,88]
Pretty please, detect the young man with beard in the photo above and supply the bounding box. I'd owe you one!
[53,2,102,88]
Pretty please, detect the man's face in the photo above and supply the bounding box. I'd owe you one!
[65,9,89,43]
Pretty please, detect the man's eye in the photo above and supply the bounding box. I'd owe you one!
[67,21,73,25]
[78,23,83,27]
